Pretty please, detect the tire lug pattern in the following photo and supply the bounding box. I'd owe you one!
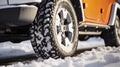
[31,0,77,59]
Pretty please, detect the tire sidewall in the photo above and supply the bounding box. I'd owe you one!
[114,16,120,46]
[50,0,78,56]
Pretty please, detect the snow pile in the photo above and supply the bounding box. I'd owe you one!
[0,40,34,58]
[0,37,120,67]
[78,37,105,49]
[1,46,120,67]
[0,37,104,58]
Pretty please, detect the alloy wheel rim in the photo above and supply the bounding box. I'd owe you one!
[55,7,74,53]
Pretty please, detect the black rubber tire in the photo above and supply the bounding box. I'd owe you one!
[101,15,120,46]
[31,0,78,59]
[31,1,46,57]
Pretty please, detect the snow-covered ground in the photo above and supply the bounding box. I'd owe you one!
[78,37,105,49]
[0,40,34,58]
[0,37,120,67]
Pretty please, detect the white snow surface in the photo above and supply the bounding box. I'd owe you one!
[0,40,34,58]
[78,37,105,49]
[0,37,120,67]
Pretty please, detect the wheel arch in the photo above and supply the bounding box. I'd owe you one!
[108,3,120,26]
[70,0,84,22]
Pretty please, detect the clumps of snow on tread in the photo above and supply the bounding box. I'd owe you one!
[45,9,52,13]
[30,0,61,59]
[30,1,45,57]
[2,46,120,67]
[46,2,54,8]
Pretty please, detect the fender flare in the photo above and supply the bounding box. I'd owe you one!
[70,0,85,21]
[108,2,120,26]
[79,0,85,21]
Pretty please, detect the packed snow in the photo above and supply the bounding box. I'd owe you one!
[0,37,120,67]
[78,37,105,49]
[0,40,34,58]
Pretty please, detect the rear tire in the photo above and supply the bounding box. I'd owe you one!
[31,0,78,59]
[101,15,120,46]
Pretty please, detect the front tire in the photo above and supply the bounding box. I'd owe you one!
[31,0,78,59]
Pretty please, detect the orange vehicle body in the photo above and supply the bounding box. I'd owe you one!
[82,0,116,25]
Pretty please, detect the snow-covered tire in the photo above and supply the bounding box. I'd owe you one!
[30,1,46,57]
[31,0,78,59]
[101,15,120,46]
